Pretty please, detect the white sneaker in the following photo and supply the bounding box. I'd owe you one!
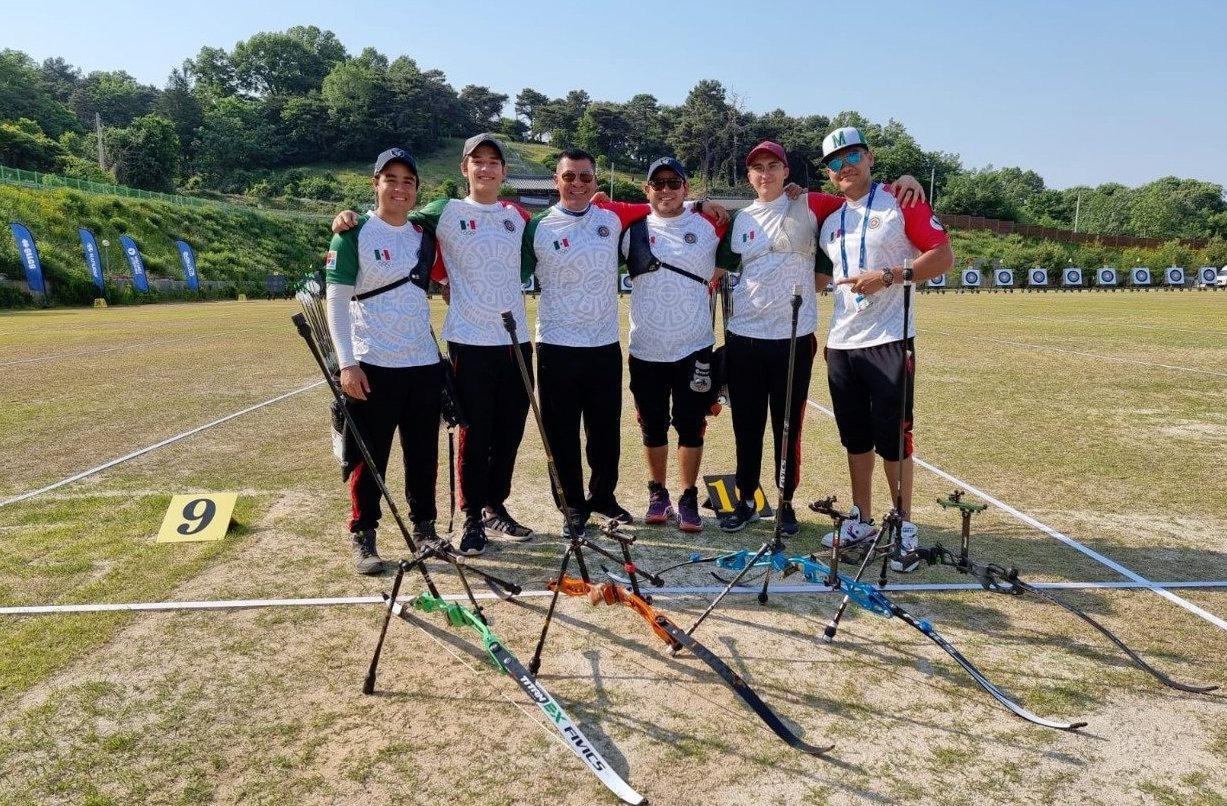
[821,515,879,549]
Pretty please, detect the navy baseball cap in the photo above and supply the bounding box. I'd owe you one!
[647,157,688,181]
[373,147,418,176]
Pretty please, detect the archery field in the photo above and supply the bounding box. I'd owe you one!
[1,290,1225,806]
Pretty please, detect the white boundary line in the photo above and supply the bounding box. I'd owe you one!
[5,579,1227,616]
[0,380,324,509]
[920,328,1227,378]
[805,399,1227,631]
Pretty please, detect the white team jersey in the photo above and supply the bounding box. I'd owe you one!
[819,186,948,349]
[335,215,437,369]
[724,193,822,340]
[529,204,624,347]
[626,209,721,362]
[433,198,530,346]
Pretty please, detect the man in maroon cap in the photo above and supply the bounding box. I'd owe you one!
[714,141,924,534]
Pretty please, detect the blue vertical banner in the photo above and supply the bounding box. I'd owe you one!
[118,234,149,292]
[8,221,47,295]
[78,228,105,292]
[174,239,199,291]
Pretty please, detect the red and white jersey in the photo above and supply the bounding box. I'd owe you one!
[525,201,643,347]
[819,185,948,349]
[625,209,726,362]
[420,197,531,346]
[719,192,843,340]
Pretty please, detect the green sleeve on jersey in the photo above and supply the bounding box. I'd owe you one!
[521,211,545,282]
[814,244,833,275]
[715,210,742,271]
[325,216,368,285]
[409,198,448,233]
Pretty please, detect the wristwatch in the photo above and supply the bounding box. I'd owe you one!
[882,268,895,286]
[902,267,914,282]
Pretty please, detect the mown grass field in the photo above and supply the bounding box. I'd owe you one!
[1,290,1225,805]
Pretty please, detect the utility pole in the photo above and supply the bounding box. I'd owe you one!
[1073,193,1082,233]
[95,113,105,170]
[929,165,936,202]
[610,161,615,201]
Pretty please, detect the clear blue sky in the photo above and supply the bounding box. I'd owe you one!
[5,0,1225,190]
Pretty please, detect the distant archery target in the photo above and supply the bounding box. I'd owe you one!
[1131,267,1151,285]
[1062,267,1083,286]
[1198,266,1218,284]
[961,269,981,288]
[619,273,633,293]
[1028,268,1048,286]
[1165,266,1185,286]
[994,268,1014,286]
[1096,267,1118,286]
[927,273,947,288]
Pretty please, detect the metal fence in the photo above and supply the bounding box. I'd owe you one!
[0,164,327,222]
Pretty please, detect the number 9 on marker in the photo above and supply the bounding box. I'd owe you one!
[156,493,238,543]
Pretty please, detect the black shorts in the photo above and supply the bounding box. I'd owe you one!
[826,338,914,461]
[628,347,712,449]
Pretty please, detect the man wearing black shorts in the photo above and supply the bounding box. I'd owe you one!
[816,127,953,570]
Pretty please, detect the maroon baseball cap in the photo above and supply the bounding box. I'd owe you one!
[746,140,787,166]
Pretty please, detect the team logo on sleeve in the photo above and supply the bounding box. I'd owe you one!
[503,219,516,232]
[741,230,757,243]
[684,232,697,244]
[552,238,571,251]
[597,225,611,238]
[325,251,337,268]
[459,219,478,231]
[930,215,945,231]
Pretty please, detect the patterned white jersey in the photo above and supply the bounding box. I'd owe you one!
[325,214,437,369]
[624,209,725,362]
[522,201,645,347]
[717,192,841,340]
[416,197,531,346]
[819,184,948,349]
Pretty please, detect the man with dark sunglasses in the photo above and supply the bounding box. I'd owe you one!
[715,140,925,536]
[621,157,728,532]
[816,127,953,570]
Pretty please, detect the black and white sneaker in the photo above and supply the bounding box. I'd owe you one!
[411,520,439,542]
[590,499,634,525]
[776,501,799,537]
[719,501,761,533]
[458,517,487,557]
[482,506,533,542]
[561,513,590,539]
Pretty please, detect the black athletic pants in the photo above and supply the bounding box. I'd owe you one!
[628,346,711,448]
[347,361,442,532]
[449,341,533,520]
[726,331,816,502]
[536,341,622,515]
[826,338,915,461]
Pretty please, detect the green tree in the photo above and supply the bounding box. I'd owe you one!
[537,90,590,148]
[459,85,508,131]
[183,46,238,97]
[231,27,346,96]
[105,115,180,191]
[277,92,332,163]
[0,50,81,137]
[0,118,67,171]
[621,94,669,165]
[154,68,203,156]
[515,87,550,140]
[576,102,630,162]
[191,96,274,179]
[670,80,730,185]
[69,70,159,127]
[935,168,1020,220]
[39,57,81,103]
[321,49,395,158]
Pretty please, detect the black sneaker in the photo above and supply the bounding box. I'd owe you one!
[350,529,385,575]
[719,500,761,533]
[777,501,799,537]
[411,520,439,542]
[458,517,487,557]
[560,507,590,538]
[482,506,533,542]
[590,499,634,525]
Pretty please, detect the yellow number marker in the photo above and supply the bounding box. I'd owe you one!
[156,493,237,543]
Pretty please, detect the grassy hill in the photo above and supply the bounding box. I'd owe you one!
[0,183,326,306]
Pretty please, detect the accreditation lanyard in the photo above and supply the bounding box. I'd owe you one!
[838,182,878,279]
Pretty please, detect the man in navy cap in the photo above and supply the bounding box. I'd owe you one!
[621,157,728,532]
[325,147,442,573]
